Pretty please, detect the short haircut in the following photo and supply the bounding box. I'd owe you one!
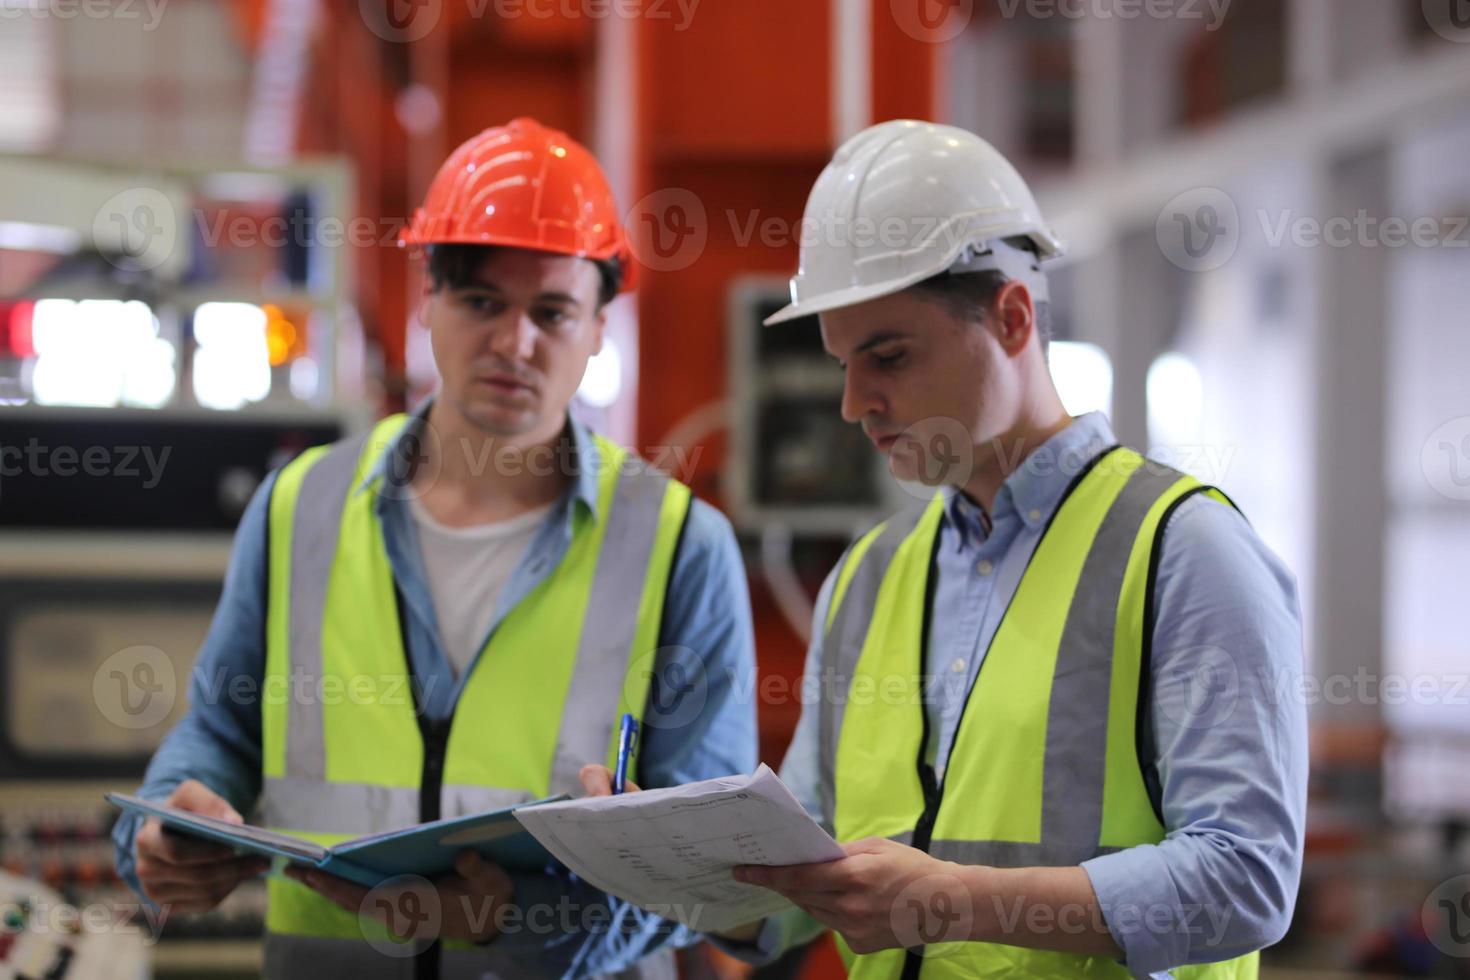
[425,243,623,309]
[905,245,1053,351]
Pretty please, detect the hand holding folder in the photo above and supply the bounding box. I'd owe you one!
[108,791,566,888]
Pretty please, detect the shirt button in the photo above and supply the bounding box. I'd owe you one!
[976,559,993,576]
[1028,508,1042,522]
[950,657,966,674]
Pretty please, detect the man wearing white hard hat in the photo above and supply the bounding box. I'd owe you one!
[725,120,1307,979]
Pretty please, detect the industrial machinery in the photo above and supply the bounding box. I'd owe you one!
[0,153,358,976]
[724,277,895,536]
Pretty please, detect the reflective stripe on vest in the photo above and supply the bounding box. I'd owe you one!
[259,414,691,977]
[823,447,1256,980]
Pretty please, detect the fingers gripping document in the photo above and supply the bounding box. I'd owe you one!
[513,764,845,932]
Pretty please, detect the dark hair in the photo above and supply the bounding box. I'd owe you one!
[905,248,1053,351]
[425,243,623,309]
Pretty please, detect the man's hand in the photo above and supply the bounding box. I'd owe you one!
[577,763,639,797]
[285,851,514,944]
[133,779,271,914]
[579,764,767,943]
[734,837,968,954]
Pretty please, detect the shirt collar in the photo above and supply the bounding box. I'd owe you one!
[944,412,1119,542]
[356,397,603,522]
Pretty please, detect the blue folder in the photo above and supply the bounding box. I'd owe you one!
[107,791,565,887]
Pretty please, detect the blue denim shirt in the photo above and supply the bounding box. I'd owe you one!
[736,413,1307,979]
[111,406,759,977]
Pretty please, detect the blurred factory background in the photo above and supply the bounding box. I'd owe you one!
[1,0,1468,977]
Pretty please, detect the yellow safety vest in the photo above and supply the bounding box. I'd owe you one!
[258,414,691,978]
[821,446,1258,979]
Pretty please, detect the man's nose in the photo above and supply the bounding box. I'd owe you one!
[488,312,536,361]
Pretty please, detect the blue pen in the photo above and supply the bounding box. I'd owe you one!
[613,713,639,795]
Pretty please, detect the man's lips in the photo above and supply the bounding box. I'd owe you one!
[476,375,534,394]
[869,431,900,450]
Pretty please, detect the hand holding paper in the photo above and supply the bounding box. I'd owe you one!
[515,764,844,933]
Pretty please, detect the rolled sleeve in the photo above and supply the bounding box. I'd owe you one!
[1085,495,1307,977]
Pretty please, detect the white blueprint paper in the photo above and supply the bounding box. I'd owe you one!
[513,764,846,932]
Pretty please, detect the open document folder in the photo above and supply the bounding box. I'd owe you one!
[105,791,567,887]
[514,764,847,933]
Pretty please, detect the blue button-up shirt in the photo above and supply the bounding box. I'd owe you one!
[111,407,758,978]
[739,413,1307,979]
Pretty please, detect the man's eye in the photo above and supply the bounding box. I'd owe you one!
[536,308,572,329]
[874,351,905,368]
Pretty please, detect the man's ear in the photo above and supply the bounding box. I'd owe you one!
[992,280,1036,358]
[591,306,608,357]
[415,283,436,327]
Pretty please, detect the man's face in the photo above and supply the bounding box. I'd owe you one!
[820,289,1018,487]
[424,247,605,441]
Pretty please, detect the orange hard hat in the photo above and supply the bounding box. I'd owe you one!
[400,117,636,293]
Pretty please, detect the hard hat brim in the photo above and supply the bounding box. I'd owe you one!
[762,265,957,326]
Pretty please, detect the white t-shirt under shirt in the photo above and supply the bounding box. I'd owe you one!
[408,496,553,679]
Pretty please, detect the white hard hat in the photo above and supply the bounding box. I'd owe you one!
[764,119,1064,326]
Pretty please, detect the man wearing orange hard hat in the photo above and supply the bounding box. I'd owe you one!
[114,117,757,979]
